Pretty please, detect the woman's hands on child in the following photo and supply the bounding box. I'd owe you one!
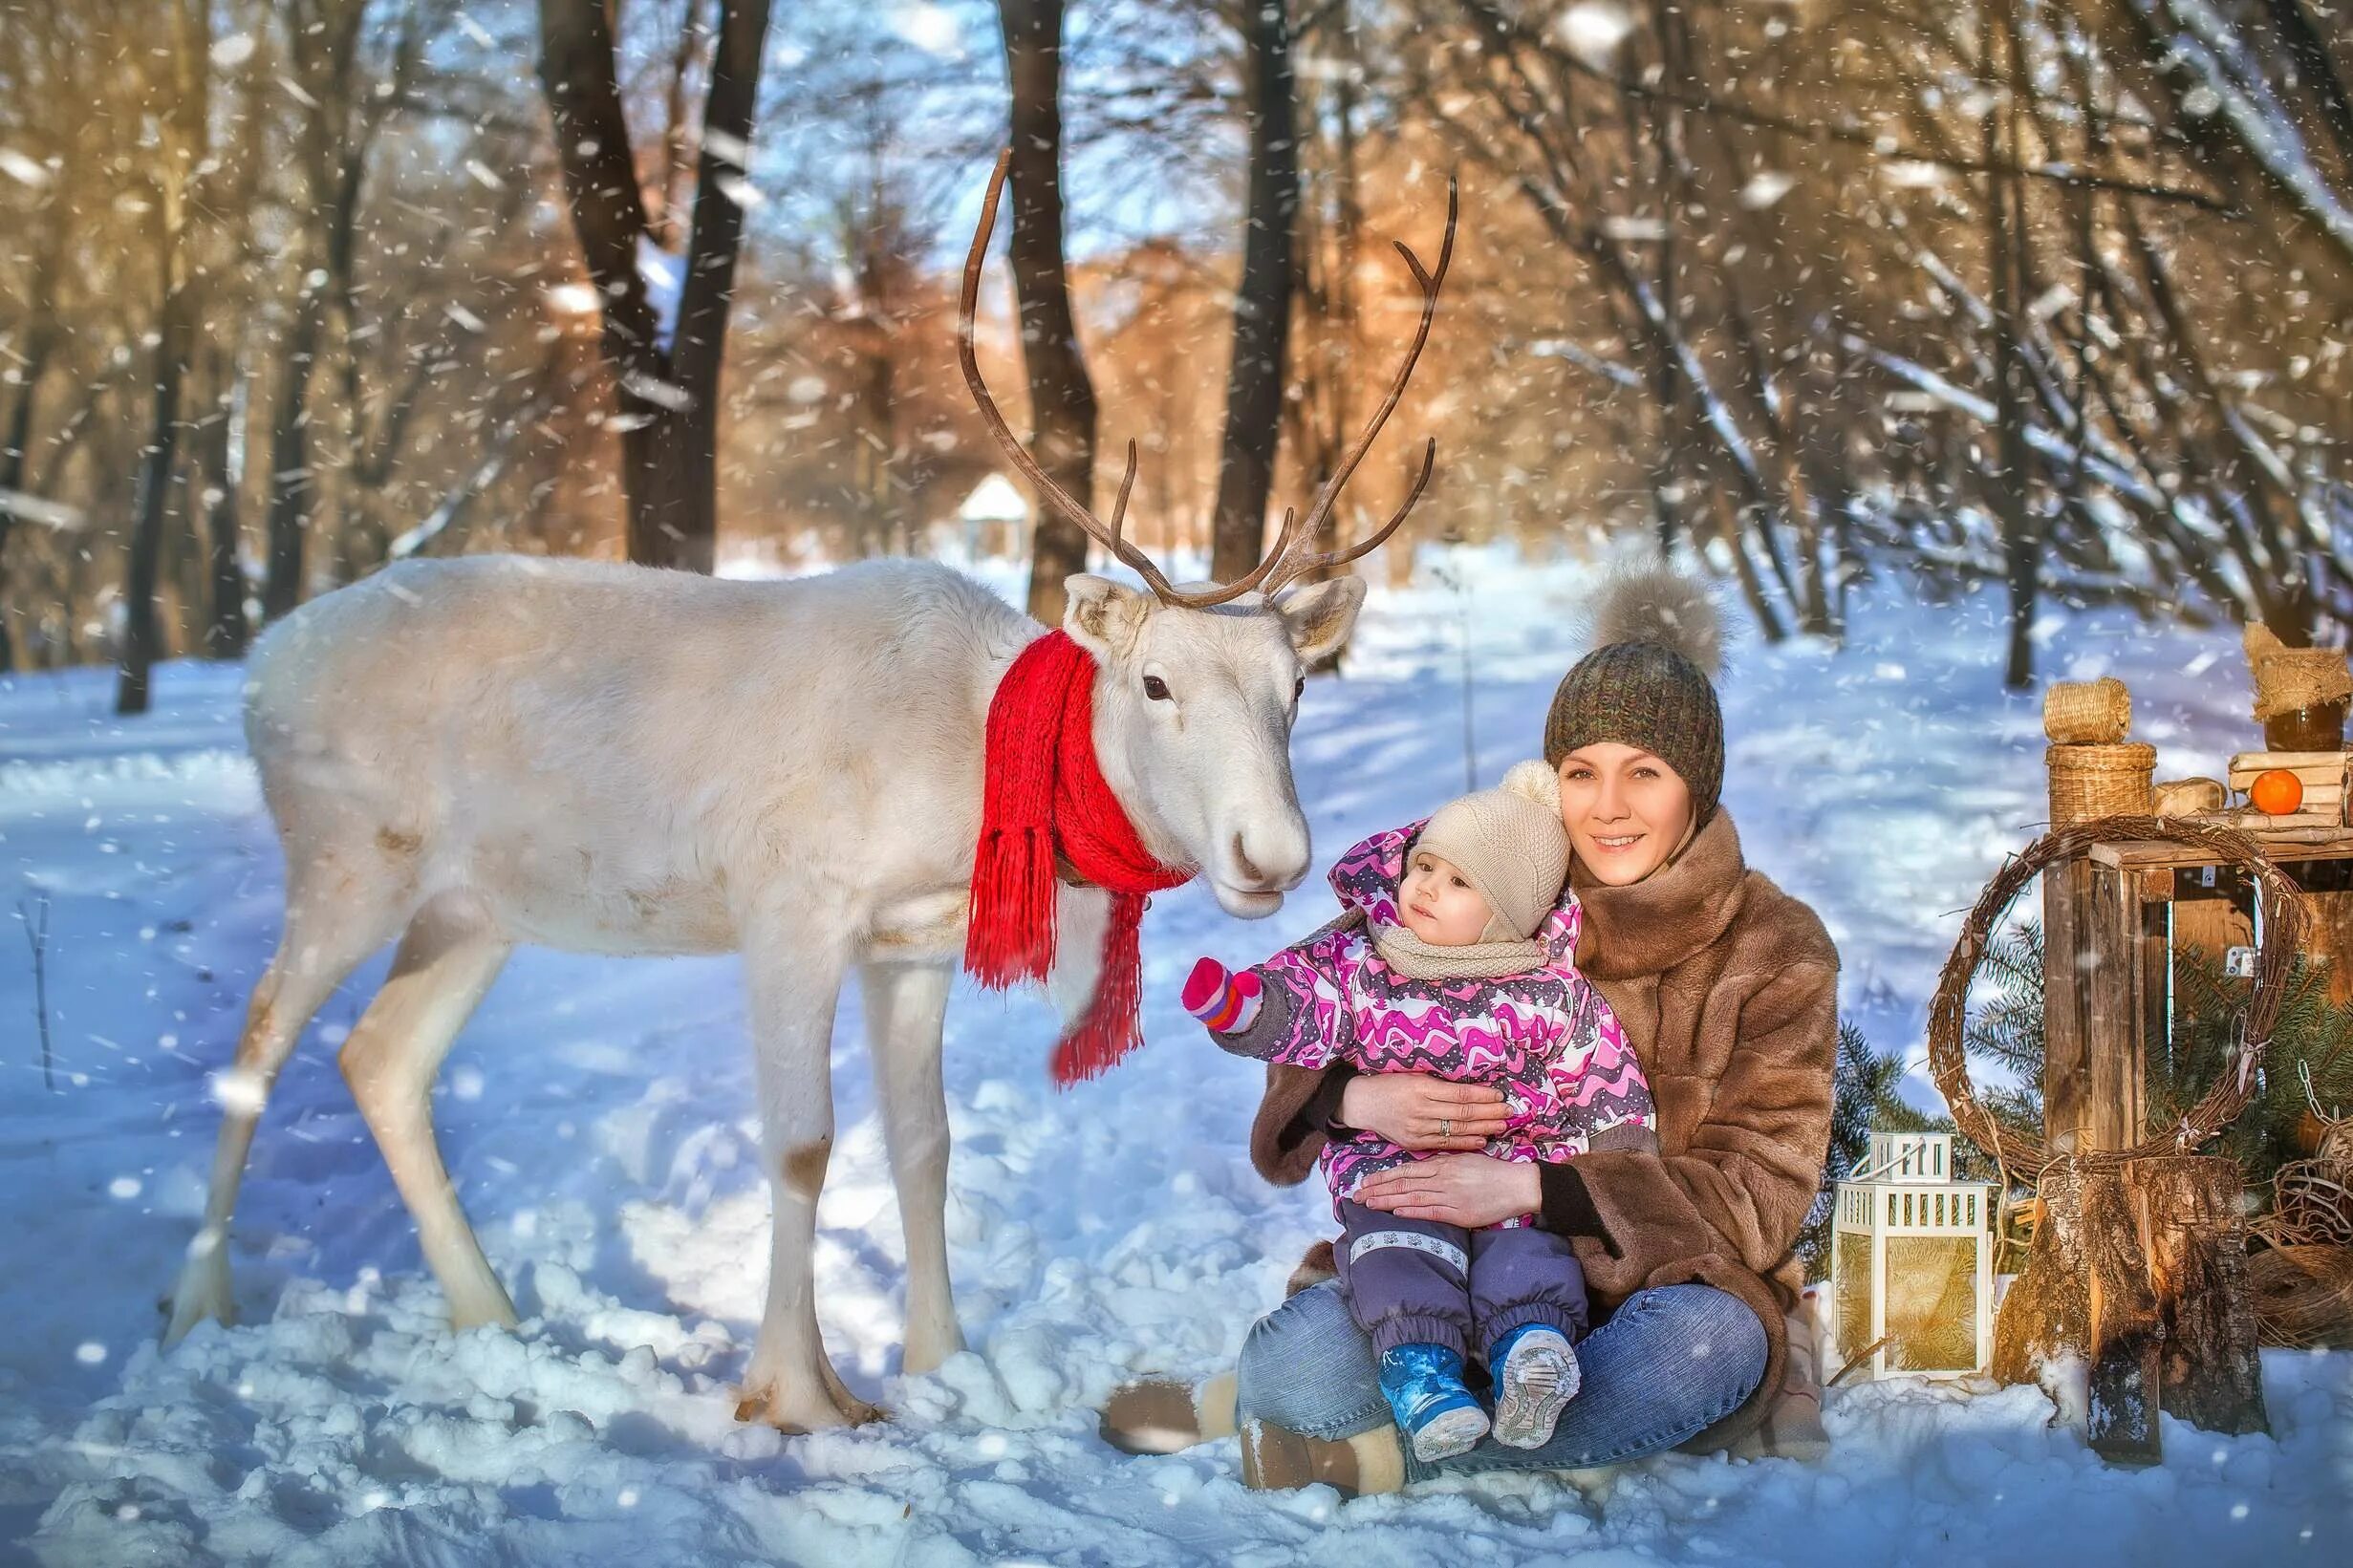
[1352,1153,1543,1230]
[1338,1073,1510,1151]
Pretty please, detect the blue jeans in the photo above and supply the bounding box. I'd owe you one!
[1237,1279,1767,1480]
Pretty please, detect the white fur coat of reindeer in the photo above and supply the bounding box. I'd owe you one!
[163,152,1456,1431]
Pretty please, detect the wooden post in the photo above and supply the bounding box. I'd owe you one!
[2292,857,2353,1005]
[2084,864,2155,1152]
[2042,858,2095,1156]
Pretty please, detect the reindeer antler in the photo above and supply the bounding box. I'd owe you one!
[961,149,1455,609]
[961,151,1281,610]
[1259,178,1457,600]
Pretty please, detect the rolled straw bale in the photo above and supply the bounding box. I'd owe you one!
[2044,677,2132,743]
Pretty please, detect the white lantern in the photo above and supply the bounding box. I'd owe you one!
[1830,1132,1997,1380]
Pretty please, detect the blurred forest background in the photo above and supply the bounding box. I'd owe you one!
[2,1,2350,711]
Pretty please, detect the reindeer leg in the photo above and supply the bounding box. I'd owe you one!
[338,896,516,1331]
[862,958,964,1375]
[737,915,879,1429]
[165,880,408,1345]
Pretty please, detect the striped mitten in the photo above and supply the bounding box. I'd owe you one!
[1181,957,1263,1035]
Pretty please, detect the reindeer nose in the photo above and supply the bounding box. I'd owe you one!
[1228,828,1307,892]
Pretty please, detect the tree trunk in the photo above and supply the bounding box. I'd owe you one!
[999,0,1099,626]
[0,340,43,674]
[540,0,770,575]
[119,213,195,714]
[119,2,205,715]
[1209,0,1301,585]
[198,354,249,660]
[666,0,772,576]
[261,282,324,622]
[1988,0,2040,690]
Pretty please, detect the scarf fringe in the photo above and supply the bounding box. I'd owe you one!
[1053,893,1146,1084]
[965,827,1058,988]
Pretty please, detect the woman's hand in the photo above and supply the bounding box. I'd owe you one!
[1337,1074,1510,1151]
[1352,1154,1543,1230]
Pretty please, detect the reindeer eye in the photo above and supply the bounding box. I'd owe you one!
[1142,676,1171,701]
[1293,676,1306,700]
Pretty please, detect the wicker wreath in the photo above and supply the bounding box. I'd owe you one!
[1927,813,2307,1178]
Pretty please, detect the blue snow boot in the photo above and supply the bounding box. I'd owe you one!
[1377,1342,1489,1463]
[1490,1323,1581,1450]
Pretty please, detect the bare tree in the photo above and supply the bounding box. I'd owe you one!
[998,0,1100,625]
[117,0,208,714]
[539,0,775,573]
[1208,0,1302,583]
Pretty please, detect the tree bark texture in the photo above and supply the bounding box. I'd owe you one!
[540,0,773,574]
[1992,1156,2269,1467]
[1209,0,1301,586]
[117,0,206,716]
[998,0,1098,626]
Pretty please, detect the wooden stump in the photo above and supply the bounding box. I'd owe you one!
[1993,1161,2089,1390]
[1992,1156,2268,1464]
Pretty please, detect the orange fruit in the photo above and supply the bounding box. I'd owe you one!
[2250,767,2304,815]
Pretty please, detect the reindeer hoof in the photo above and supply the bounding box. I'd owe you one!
[733,1382,886,1432]
[162,1237,234,1347]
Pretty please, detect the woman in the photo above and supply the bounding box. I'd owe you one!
[1101,569,1841,1493]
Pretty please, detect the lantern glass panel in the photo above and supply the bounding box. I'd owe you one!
[1883,1235,1982,1372]
[1834,1231,1876,1364]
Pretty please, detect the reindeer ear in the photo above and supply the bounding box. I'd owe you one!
[1275,576,1368,665]
[1063,574,1151,658]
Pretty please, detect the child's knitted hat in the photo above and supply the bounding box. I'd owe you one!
[1413,762,1570,942]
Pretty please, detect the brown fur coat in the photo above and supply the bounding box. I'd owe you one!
[1250,807,1839,1453]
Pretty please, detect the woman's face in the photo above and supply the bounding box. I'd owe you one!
[1556,742,1694,886]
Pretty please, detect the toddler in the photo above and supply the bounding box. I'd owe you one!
[1183,763,1657,1463]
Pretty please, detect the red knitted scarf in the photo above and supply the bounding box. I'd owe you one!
[966,631,1193,1085]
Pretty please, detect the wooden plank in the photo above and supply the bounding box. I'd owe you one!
[2092,832,2353,871]
[2224,748,2352,779]
[2085,864,2151,1153]
[2042,857,2096,1158]
[2170,864,2255,974]
[2293,857,2353,1006]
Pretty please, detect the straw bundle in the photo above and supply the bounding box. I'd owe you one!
[2043,677,2132,743]
[2246,1245,2353,1348]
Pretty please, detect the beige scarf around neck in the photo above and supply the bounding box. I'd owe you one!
[1371,920,1549,980]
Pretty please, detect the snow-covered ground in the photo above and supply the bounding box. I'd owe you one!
[1,551,2344,1565]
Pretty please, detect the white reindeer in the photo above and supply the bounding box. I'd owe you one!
[163,153,1456,1431]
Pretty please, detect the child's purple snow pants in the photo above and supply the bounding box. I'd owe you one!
[1332,1198,1589,1360]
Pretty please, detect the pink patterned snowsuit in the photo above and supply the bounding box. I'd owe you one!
[1230,820,1656,1217]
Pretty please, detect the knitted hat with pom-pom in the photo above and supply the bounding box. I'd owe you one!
[1543,567,1725,826]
